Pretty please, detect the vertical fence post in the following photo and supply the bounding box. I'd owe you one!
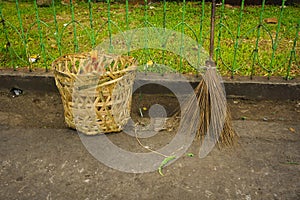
[162,0,167,65]
[286,19,299,80]
[33,0,47,71]
[197,0,205,70]
[179,0,186,73]
[143,0,150,67]
[231,0,244,78]
[163,0,167,29]
[52,0,62,56]
[250,0,266,79]
[125,0,130,55]
[144,0,148,25]
[107,0,113,52]
[88,0,95,48]
[70,0,79,53]
[199,0,205,46]
[0,4,15,69]
[125,0,129,31]
[215,0,225,66]
[231,0,245,78]
[209,0,216,61]
[268,0,285,79]
[15,0,30,69]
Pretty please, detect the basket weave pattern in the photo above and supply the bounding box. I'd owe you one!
[52,53,137,135]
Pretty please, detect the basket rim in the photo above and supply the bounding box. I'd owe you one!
[52,52,137,77]
[53,64,137,77]
[51,53,89,67]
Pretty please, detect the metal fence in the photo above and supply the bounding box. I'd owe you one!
[0,0,299,79]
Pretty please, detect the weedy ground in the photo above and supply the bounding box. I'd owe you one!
[0,1,299,77]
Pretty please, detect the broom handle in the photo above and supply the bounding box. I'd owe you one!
[209,0,216,61]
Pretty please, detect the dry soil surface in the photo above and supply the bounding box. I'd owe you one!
[0,89,299,200]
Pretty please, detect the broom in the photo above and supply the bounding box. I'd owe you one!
[179,0,238,157]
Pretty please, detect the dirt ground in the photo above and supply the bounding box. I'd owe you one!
[0,89,299,200]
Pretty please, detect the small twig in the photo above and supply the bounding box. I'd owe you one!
[18,185,26,193]
[138,108,143,118]
[134,123,178,176]
[134,123,167,158]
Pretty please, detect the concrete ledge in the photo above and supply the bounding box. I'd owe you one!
[0,70,299,100]
[0,74,58,93]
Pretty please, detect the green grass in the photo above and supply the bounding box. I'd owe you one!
[0,1,299,78]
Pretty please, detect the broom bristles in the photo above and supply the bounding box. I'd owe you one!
[180,68,238,148]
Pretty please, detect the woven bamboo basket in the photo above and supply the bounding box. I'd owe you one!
[52,52,137,135]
